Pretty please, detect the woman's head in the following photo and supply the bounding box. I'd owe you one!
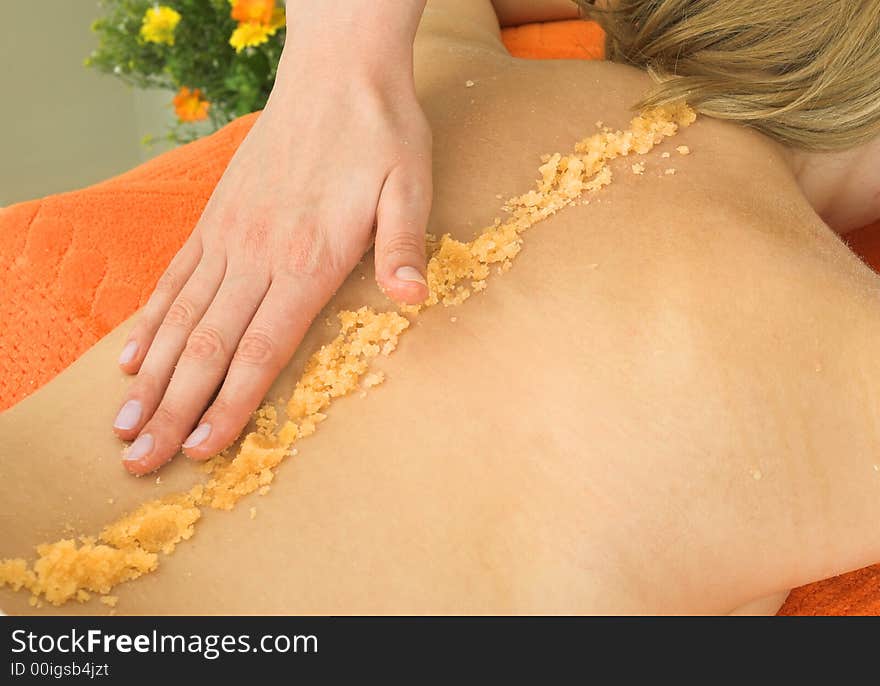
[578,1,880,152]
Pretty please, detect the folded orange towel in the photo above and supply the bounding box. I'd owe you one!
[0,112,257,410]
[1,19,878,615]
[502,19,605,60]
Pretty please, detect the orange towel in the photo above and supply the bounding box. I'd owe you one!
[502,19,605,60]
[1,19,879,615]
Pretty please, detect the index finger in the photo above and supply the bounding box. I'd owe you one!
[181,272,338,459]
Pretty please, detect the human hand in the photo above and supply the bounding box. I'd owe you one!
[113,30,432,475]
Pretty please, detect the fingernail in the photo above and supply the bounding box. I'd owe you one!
[123,433,153,462]
[118,340,138,365]
[183,423,212,449]
[113,399,142,431]
[394,266,427,286]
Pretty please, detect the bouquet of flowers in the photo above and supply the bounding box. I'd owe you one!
[86,0,287,143]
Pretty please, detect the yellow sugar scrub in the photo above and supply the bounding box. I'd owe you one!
[0,103,696,608]
[410,103,695,310]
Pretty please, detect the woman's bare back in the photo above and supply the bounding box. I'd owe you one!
[3,1,880,615]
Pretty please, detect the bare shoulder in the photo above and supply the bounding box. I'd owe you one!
[413,48,880,606]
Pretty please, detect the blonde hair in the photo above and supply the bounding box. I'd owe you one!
[577,0,880,151]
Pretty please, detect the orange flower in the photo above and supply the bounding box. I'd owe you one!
[230,0,275,25]
[173,87,210,123]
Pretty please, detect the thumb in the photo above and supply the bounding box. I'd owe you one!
[374,163,433,304]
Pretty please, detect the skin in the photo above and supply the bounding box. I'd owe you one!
[3,0,880,615]
[113,0,434,474]
[114,0,586,477]
[788,138,880,233]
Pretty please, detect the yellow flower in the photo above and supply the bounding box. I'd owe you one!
[227,0,284,53]
[139,6,182,46]
[173,87,210,122]
[229,22,272,53]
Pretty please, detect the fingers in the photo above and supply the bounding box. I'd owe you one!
[121,273,270,475]
[112,255,225,442]
[181,273,334,460]
[117,238,202,374]
[374,163,432,304]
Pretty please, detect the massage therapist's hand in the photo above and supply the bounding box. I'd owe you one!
[113,0,431,475]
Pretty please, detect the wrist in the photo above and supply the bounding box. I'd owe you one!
[273,0,425,100]
[280,0,426,60]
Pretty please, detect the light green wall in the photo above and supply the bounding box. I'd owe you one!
[0,1,174,207]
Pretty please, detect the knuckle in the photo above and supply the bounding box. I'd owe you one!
[163,297,197,329]
[234,330,276,367]
[234,215,272,264]
[381,232,425,260]
[279,221,345,279]
[150,404,183,432]
[204,395,242,428]
[127,321,148,348]
[131,369,161,401]
[153,269,180,298]
[283,221,322,274]
[242,217,271,251]
[182,325,227,362]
